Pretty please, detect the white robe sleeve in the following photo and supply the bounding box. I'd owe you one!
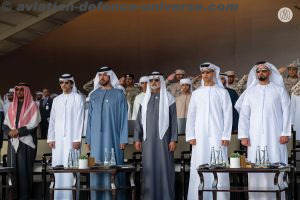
[73,96,85,142]
[132,96,140,120]
[238,92,251,139]
[221,91,233,140]
[280,88,291,136]
[47,99,56,143]
[185,93,196,141]
[291,94,296,127]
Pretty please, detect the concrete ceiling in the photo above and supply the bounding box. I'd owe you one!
[0,0,102,56]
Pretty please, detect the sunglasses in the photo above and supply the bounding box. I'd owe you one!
[15,87,24,92]
[149,79,160,82]
[256,69,269,73]
[59,81,70,85]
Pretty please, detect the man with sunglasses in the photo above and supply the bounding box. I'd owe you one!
[132,76,149,120]
[3,82,41,200]
[134,72,177,200]
[186,63,232,200]
[47,74,84,200]
[236,61,291,200]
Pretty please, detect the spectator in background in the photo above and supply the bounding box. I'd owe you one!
[125,74,141,119]
[34,91,43,107]
[220,73,239,132]
[176,78,192,118]
[279,63,299,95]
[166,69,186,97]
[39,88,52,139]
[3,88,14,116]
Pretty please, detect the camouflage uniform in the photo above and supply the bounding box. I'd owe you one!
[227,81,239,93]
[284,76,299,95]
[166,80,182,97]
[83,79,94,93]
[235,75,248,95]
[126,86,141,119]
[292,80,300,96]
[191,75,201,90]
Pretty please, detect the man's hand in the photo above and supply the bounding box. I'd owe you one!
[241,138,250,147]
[48,142,55,149]
[119,77,125,85]
[134,141,142,151]
[167,73,175,81]
[221,140,229,146]
[119,144,126,150]
[73,142,81,150]
[279,136,289,144]
[169,141,176,152]
[85,144,91,152]
[242,74,248,80]
[8,129,18,138]
[192,74,202,81]
[278,66,287,74]
[189,139,196,145]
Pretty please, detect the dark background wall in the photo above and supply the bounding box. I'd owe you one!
[0,0,299,94]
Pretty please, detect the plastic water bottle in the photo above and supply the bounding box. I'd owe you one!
[218,146,224,165]
[104,148,110,166]
[73,149,79,168]
[68,149,73,168]
[210,147,216,166]
[110,148,116,166]
[264,145,270,165]
[255,146,261,166]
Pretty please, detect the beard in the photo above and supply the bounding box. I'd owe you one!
[258,76,267,81]
[100,79,110,86]
[150,85,160,90]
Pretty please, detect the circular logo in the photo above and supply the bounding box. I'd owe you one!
[1,1,12,12]
[278,7,293,23]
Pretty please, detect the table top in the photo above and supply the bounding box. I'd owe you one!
[197,166,290,173]
[48,165,135,173]
[0,167,14,173]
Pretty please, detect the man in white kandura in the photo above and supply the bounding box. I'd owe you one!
[236,61,291,200]
[47,74,85,200]
[186,62,232,200]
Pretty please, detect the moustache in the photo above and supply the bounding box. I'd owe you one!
[258,76,267,81]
